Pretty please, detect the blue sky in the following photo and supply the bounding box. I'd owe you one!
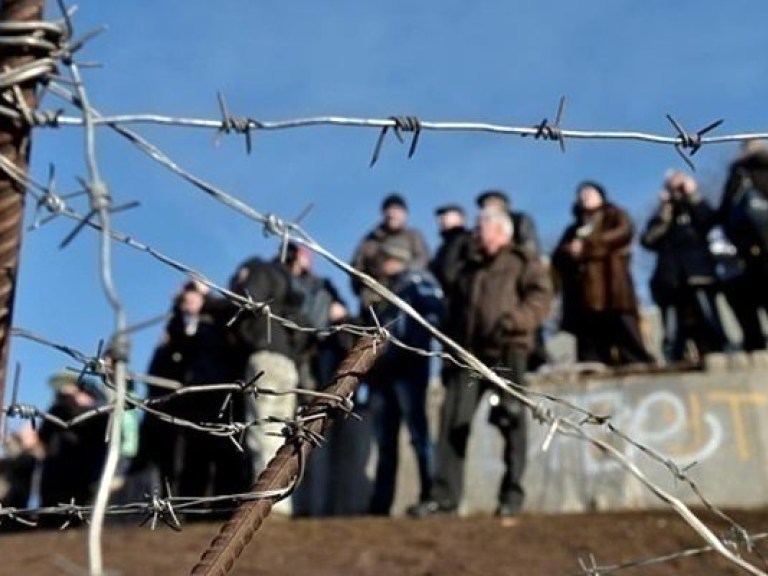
[6,1,768,415]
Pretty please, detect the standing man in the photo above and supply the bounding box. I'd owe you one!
[430,204,472,296]
[476,189,548,369]
[719,140,768,352]
[351,193,429,312]
[367,235,443,515]
[228,254,306,515]
[408,207,552,518]
[641,171,730,364]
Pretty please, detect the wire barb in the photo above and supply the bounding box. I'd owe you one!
[369,115,422,166]
[215,91,259,155]
[665,114,724,170]
[525,96,567,152]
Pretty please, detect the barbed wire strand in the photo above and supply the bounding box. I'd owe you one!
[571,532,768,576]
[46,3,129,574]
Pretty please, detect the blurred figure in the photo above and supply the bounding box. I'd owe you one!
[476,189,541,255]
[294,303,373,517]
[38,371,109,527]
[0,425,42,530]
[133,281,251,511]
[351,193,430,312]
[430,204,472,296]
[476,189,548,370]
[552,181,654,366]
[409,207,551,518]
[641,171,730,365]
[280,242,372,517]
[367,235,443,515]
[719,139,768,351]
[228,254,306,514]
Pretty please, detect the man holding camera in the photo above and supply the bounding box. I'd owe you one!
[641,171,729,364]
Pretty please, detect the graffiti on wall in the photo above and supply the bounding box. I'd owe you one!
[539,386,768,477]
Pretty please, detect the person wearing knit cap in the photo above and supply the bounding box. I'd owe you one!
[350,192,430,312]
[367,233,443,516]
[552,181,654,366]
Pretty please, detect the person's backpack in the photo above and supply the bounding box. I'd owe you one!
[724,171,768,256]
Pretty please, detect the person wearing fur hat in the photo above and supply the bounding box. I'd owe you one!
[552,181,654,366]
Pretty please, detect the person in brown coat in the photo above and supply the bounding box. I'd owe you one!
[552,181,654,366]
[408,207,552,518]
[350,193,430,312]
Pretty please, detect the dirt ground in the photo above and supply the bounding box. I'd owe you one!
[1,509,767,576]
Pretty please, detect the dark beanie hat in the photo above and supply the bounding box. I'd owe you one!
[382,193,407,211]
[475,189,510,208]
[434,204,465,217]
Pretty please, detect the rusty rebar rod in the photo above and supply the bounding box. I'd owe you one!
[0,0,46,413]
[189,335,384,576]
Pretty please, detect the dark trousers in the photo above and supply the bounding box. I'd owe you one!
[177,431,252,517]
[576,311,654,365]
[723,259,768,351]
[292,402,372,517]
[658,287,729,362]
[431,349,528,511]
[368,359,432,515]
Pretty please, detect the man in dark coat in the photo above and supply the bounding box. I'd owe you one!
[552,181,654,366]
[719,140,768,351]
[38,372,109,527]
[227,256,306,516]
[350,193,430,312]
[430,204,472,293]
[641,171,730,364]
[367,235,443,516]
[408,207,552,518]
[133,281,251,512]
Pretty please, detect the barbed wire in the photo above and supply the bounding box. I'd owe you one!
[3,91,767,171]
[2,4,768,576]
[572,531,768,576]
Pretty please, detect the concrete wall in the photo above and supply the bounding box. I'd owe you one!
[390,360,768,515]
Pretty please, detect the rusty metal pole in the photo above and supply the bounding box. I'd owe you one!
[189,335,384,576]
[0,0,46,407]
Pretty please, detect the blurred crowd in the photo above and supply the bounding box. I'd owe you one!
[2,140,768,526]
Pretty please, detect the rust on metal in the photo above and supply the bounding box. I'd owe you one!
[0,0,46,408]
[189,335,384,576]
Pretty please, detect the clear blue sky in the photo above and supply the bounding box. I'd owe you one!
[7,1,768,415]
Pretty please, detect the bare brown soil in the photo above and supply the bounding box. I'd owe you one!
[1,509,767,576]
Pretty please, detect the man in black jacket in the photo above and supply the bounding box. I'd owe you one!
[719,140,768,351]
[641,171,730,364]
[228,256,305,513]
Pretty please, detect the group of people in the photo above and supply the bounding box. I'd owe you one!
[2,140,768,524]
